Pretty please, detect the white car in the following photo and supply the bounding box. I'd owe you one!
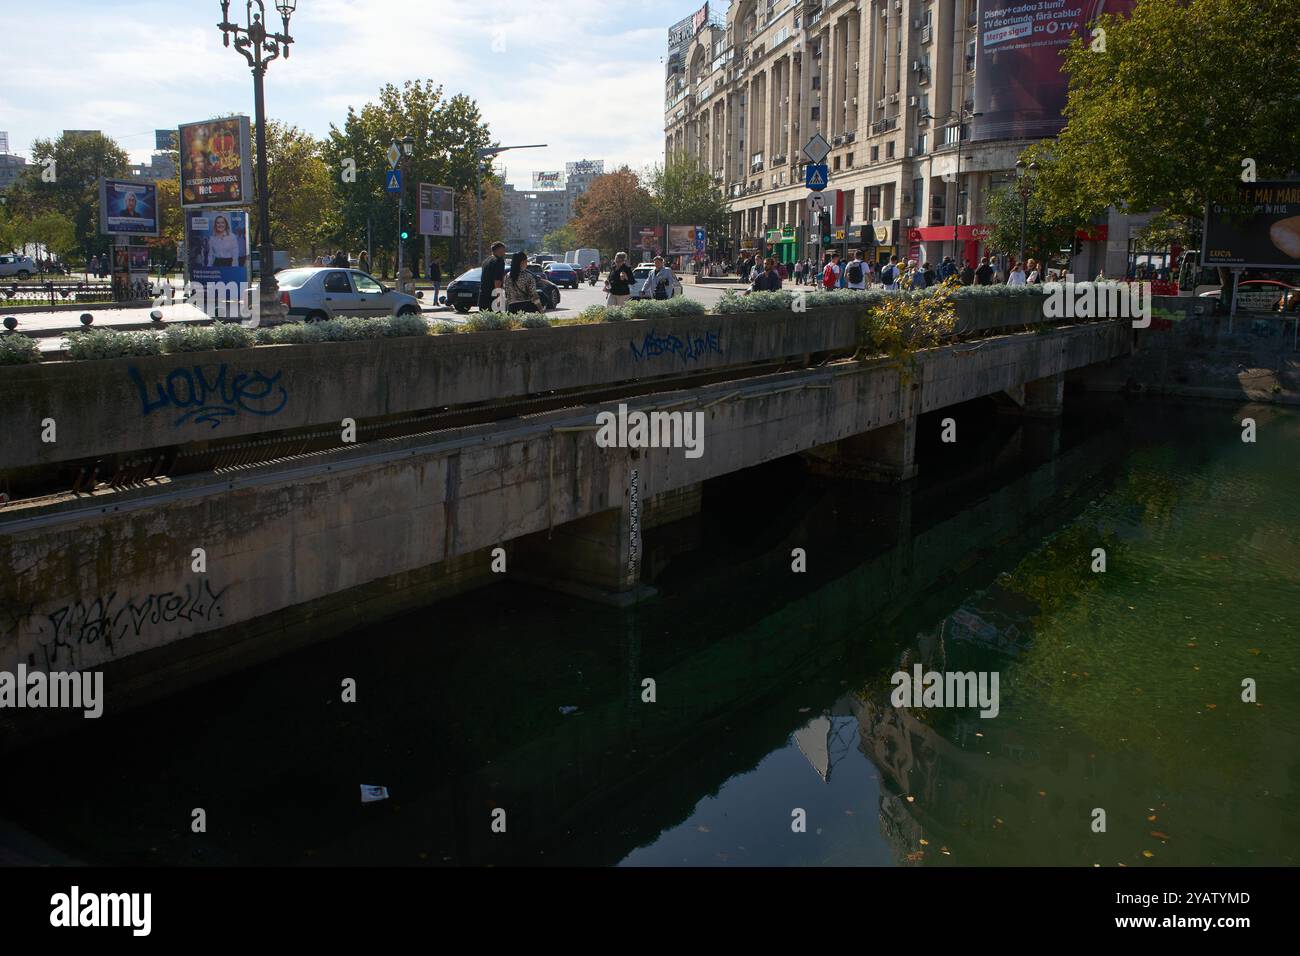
[274,267,423,322]
[0,255,38,280]
[629,263,683,300]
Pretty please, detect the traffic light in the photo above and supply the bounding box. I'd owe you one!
[819,211,831,245]
[400,229,410,241]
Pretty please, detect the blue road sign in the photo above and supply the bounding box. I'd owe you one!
[385,169,403,193]
[805,164,829,191]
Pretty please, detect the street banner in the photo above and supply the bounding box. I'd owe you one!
[418,183,455,237]
[972,0,1136,142]
[634,224,663,254]
[99,178,160,236]
[1202,181,1300,270]
[185,209,250,285]
[667,225,698,256]
[178,116,253,207]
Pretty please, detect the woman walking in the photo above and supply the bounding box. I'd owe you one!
[504,251,545,314]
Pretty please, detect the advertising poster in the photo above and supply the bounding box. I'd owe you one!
[532,171,563,189]
[972,0,1136,142]
[155,129,176,151]
[667,225,698,256]
[100,178,160,236]
[1203,181,1300,270]
[186,209,250,285]
[418,183,455,237]
[634,225,663,254]
[178,116,253,207]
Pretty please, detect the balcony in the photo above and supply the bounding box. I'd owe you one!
[921,25,932,44]
[870,117,898,135]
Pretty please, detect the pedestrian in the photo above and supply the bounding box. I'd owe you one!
[881,255,899,290]
[1007,261,1027,286]
[359,251,370,274]
[89,254,100,278]
[638,255,676,300]
[502,251,545,314]
[959,260,975,285]
[821,251,842,290]
[844,251,866,290]
[938,256,957,282]
[923,261,936,288]
[793,259,804,284]
[428,258,442,303]
[478,241,508,312]
[1025,258,1041,283]
[746,255,782,294]
[604,251,636,307]
[332,249,348,268]
[975,257,994,286]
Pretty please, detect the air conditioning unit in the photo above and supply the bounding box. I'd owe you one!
[888,93,900,103]
[912,19,922,29]
[871,206,881,220]
[904,217,914,227]
[957,214,965,225]
[845,131,855,142]
[833,135,844,146]
[908,95,918,107]
[906,146,915,156]
[876,98,887,109]
[894,0,903,11]
[911,61,921,72]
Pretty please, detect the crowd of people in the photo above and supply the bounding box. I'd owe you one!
[728,251,1063,293]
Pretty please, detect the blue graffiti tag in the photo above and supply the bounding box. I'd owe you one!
[629,328,722,364]
[129,363,289,428]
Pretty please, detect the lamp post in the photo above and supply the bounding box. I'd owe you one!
[1014,159,1038,268]
[475,143,546,262]
[218,0,296,324]
[923,104,981,267]
[394,133,414,291]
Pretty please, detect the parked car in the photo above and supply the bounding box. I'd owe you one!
[629,263,684,300]
[543,262,580,289]
[445,267,560,313]
[0,255,38,280]
[1198,278,1300,313]
[274,267,423,322]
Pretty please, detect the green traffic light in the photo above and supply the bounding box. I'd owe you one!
[401,231,409,240]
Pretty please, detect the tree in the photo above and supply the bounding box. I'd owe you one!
[250,121,336,257]
[542,222,578,253]
[571,167,656,256]
[324,80,494,277]
[647,156,729,245]
[1027,0,1300,231]
[26,212,78,262]
[456,176,504,267]
[983,183,1080,269]
[7,131,130,262]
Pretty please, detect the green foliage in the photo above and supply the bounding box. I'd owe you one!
[858,280,960,361]
[1031,0,1300,223]
[542,223,578,253]
[983,182,1080,267]
[430,320,460,335]
[572,297,709,324]
[463,311,513,332]
[571,167,657,256]
[63,328,161,360]
[162,323,257,352]
[518,314,552,329]
[0,334,42,365]
[648,156,730,242]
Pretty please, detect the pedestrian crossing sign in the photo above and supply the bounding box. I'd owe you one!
[385,169,402,193]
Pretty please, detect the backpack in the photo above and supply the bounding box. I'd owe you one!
[823,263,837,288]
[846,262,863,284]
[882,263,896,285]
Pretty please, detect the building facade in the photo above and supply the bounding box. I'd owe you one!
[664,0,1112,274]
[502,159,607,252]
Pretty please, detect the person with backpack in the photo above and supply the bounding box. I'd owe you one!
[822,251,842,290]
[880,255,899,290]
[938,256,957,282]
[845,252,866,290]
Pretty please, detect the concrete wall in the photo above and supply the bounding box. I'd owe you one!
[0,320,1128,686]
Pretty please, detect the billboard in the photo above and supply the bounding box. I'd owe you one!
[1203,181,1300,270]
[178,116,253,207]
[667,225,701,256]
[532,171,564,189]
[418,183,455,237]
[634,224,663,253]
[99,178,160,236]
[566,160,604,178]
[972,0,1136,142]
[155,129,177,151]
[0,131,8,154]
[185,209,250,286]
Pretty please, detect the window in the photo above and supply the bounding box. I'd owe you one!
[886,141,895,159]
[870,145,879,161]
[812,75,820,90]
[833,156,841,171]
[811,106,820,120]
[323,271,351,293]
[847,152,854,167]
[353,272,383,294]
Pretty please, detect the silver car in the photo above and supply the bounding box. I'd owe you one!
[0,255,38,279]
[274,267,423,322]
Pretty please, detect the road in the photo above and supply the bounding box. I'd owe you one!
[8,276,749,352]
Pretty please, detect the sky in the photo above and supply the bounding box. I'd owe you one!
[0,0,714,186]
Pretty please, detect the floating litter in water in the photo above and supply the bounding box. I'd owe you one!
[360,785,390,803]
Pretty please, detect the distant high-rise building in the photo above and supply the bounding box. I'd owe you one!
[0,153,28,192]
[130,153,178,182]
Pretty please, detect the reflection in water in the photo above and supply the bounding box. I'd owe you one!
[1,397,1296,867]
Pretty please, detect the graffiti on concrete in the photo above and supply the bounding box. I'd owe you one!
[31,580,230,669]
[629,328,722,364]
[129,363,288,428]
[628,468,640,578]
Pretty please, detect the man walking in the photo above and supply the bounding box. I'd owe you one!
[822,251,842,290]
[428,258,442,304]
[478,241,507,312]
[844,251,866,290]
[746,255,783,294]
[975,256,994,286]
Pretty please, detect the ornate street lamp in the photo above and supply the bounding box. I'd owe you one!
[218,0,297,323]
[1015,158,1038,267]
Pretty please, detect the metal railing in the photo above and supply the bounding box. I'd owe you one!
[0,279,161,308]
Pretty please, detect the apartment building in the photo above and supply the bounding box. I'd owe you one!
[665,0,1113,273]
